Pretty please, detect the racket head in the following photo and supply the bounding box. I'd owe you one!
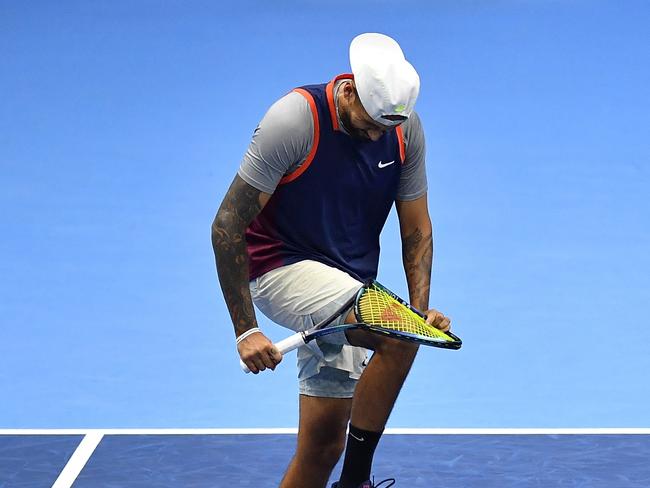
[353,280,462,350]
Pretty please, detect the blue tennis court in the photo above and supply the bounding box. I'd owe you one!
[0,431,650,488]
[2,431,649,487]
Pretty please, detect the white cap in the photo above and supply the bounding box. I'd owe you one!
[349,33,420,127]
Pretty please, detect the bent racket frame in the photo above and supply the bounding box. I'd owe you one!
[356,280,462,349]
[240,279,461,373]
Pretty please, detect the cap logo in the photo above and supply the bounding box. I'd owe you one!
[394,104,406,113]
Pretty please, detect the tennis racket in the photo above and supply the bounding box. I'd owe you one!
[240,279,461,373]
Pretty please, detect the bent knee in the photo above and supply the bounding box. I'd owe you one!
[373,336,419,359]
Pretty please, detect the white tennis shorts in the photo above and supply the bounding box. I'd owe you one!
[249,260,368,398]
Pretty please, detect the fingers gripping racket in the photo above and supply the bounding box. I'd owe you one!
[240,280,461,373]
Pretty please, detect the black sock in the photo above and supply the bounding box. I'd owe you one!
[338,424,383,487]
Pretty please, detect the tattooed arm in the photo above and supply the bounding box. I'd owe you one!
[396,195,433,309]
[211,175,280,373]
[396,195,451,331]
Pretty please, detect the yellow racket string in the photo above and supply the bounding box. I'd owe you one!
[357,286,453,341]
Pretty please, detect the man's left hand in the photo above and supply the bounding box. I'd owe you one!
[423,308,451,332]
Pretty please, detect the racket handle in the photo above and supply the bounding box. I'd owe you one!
[275,332,307,354]
[240,359,251,373]
[240,332,306,374]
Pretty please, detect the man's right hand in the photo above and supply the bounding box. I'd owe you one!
[237,332,283,374]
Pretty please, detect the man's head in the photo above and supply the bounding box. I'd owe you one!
[349,33,420,128]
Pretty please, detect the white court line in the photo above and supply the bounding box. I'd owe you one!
[1,428,650,435]
[51,432,103,488]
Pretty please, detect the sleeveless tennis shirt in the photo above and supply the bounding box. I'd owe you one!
[245,75,406,282]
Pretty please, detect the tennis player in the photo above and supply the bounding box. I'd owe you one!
[212,33,451,488]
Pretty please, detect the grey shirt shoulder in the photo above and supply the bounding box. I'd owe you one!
[238,90,427,200]
[398,111,428,201]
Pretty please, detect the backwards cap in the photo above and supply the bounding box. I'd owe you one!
[349,33,420,126]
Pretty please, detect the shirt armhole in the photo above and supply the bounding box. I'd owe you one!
[279,88,320,185]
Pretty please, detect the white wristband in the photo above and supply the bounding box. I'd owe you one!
[236,327,261,345]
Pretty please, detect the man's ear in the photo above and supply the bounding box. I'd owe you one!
[342,80,357,102]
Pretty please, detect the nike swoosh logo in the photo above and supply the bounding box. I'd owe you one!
[350,432,365,442]
[378,160,396,168]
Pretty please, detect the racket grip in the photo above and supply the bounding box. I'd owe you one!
[240,332,306,374]
[275,332,306,354]
[240,359,251,373]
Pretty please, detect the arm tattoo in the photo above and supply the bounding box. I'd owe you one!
[211,176,263,337]
[402,227,433,310]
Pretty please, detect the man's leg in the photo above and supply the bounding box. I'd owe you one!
[347,332,418,430]
[247,260,366,487]
[280,394,352,488]
[335,328,419,487]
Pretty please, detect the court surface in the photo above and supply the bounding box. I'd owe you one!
[2,429,649,487]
